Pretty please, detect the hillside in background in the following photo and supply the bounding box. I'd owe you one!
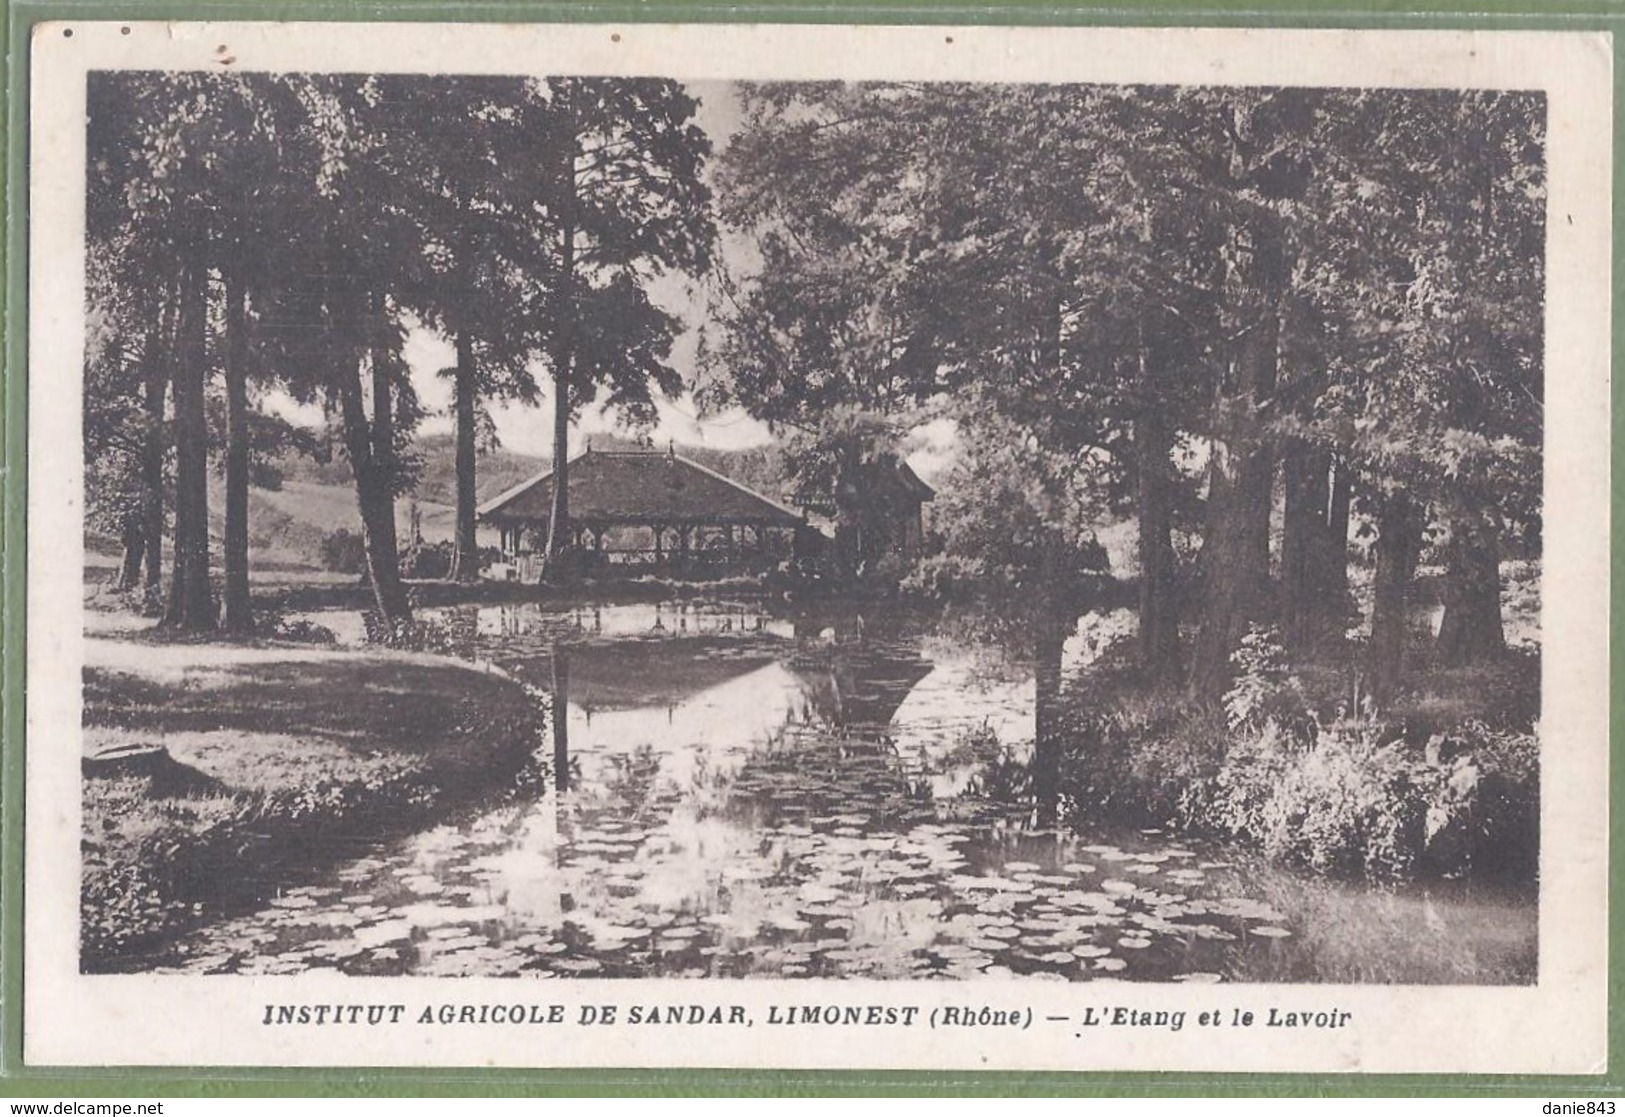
[85,429,801,574]
[194,430,796,571]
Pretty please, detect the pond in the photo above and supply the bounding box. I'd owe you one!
[132,599,1536,983]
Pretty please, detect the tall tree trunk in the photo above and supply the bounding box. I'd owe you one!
[222,273,252,634]
[161,265,215,632]
[543,99,579,574]
[1188,313,1279,697]
[116,517,145,590]
[543,357,572,572]
[1240,449,1275,606]
[369,340,409,618]
[448,331,480,583]
[1436,505,1506,665]
[1320,456,1352,613]
[1188,213,1286,698]
[335,349,412,630]
[1367,489,1421,708]
[1134,332,1180,683]
[1279,445,1326,650]
[1280,449,1354,652]
[140,298,172,607]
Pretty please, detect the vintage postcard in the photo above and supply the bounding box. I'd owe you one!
[22,21,1611,1073]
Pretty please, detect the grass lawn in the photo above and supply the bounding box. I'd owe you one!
[81,636,544,968]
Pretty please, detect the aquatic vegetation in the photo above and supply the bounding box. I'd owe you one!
[97,601,1535,984]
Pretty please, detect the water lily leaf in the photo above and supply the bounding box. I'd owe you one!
[552,958,603,973]
[354,920,413,948]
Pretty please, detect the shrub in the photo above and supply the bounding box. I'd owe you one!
[251,603,336,645]
[81,860,181,957]
[1058,630,1538,881]
[406,540,454,580]
[1056,663,1228,829]
[362,607,480,657]
[1251,722,1427,876]
[319,527,368,574]
[403,541,498,580]
[1413,719,1539,877]
[1223,625,1315,740]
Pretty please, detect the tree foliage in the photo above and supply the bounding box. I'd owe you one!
[709,81,1544,697]
[86,72,715,626]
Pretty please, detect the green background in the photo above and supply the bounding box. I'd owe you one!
[2,0,1619,1097]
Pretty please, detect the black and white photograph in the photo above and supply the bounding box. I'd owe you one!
[23,22,1610,1073]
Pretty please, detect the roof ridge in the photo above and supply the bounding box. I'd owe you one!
[669,451,806,521]
[477,447,806,523]
[474,448,587,517]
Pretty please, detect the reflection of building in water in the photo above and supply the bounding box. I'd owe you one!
[788,655,933,732]
[787,613,932,731]
[550,644,778,715]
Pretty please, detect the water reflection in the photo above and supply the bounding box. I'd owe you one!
[136,601,1534,983]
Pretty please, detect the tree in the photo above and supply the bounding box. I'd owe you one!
[1299,89,1544,684]
[87,76,178,607]
[511,78,715,575]
[380,76,541,583]
[82,307,158,593]
[87,72,294,633]
[87,72,230,631]
[921,400,1112,825]
[712,80,1543,714]
[705,82,998,577]
[250,74,430,629]
[1119,89,1321,698]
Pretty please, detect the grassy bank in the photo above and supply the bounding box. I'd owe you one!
[1055,626,1539,883]
[82,638,544,968]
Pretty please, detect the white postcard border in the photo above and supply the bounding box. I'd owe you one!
[24,21,1613,1073]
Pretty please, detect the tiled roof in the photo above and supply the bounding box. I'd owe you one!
[477,449,805,526]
